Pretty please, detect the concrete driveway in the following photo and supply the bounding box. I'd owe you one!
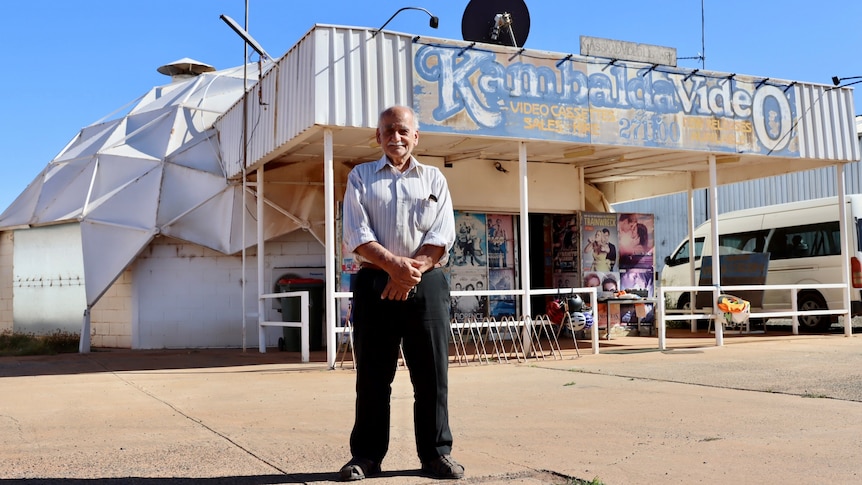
[2,334,862,484]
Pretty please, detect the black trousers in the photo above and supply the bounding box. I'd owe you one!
[349,267,453,464]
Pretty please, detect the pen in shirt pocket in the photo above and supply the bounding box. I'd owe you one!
[428,194,437,202]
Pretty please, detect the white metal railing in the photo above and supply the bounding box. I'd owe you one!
[331,287,602,364]
[659,283,851,349]
[259,290,310,362]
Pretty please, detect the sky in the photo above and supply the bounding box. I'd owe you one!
[1,0,860,212]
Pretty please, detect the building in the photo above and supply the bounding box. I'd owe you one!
[1,25,857,365]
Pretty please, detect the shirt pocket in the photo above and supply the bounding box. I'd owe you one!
[414,198,437,233]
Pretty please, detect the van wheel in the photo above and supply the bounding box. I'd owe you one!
[676,293,691,311]
[797,292,830,333]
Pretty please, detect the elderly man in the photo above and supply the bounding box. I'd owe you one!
[339,105,463,481]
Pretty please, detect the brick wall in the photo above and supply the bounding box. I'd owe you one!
[90,267,133,348]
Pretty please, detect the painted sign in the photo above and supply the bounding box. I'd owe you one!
[413,40,799,156]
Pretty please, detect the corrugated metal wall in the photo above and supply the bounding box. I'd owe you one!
[615,130,862,271]
[217,26,416,178]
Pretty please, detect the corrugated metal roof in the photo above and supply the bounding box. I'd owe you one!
[216,25,859,207]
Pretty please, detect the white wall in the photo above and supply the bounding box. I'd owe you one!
[0,231,12,333]
[432,158,585,213]
[13,225,86,335]
[130,231,325,349]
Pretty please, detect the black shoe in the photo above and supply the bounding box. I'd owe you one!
[421,454,465,480]
[339,457,380,481]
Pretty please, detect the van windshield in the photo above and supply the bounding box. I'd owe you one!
[666,237,705,266]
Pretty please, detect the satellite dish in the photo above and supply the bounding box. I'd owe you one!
[461,0,530,48]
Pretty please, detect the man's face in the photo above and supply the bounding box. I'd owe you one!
[602,231,609,243]
[377,108,418,165]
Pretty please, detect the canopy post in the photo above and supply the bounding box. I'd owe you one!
[324,129,337,368]
[518,142,533,353]
[836,163,852,337]
[708,154,723,346]
[257,166,266,352]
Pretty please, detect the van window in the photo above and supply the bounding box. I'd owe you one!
[767,222,841,260]
[718,230,769,255]
[666,237,705,267]
[857,219,862,251]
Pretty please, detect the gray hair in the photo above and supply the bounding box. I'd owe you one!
[378,105,419,130]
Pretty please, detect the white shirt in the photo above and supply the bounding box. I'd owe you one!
[343,155,456,265]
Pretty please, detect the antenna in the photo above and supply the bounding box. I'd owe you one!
[220,14,272,61]
[461,0,530,48]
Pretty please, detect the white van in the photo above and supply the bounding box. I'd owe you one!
[661,196,862,332]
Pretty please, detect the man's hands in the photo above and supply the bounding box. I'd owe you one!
[354,242,444,301]
[381,257,423,301]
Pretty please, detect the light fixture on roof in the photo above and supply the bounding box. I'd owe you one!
[220,14,273,61]
[372,6,439,37]
[157,58,216,82]
[831,75,862,87]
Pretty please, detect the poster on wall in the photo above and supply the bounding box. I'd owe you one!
[580,212,619,273]
[616,212,655,269]
[451,212,487,267]
[580,212,620,307]
[487,214,514,268]
[450,273,488,321]
[488,268,516,319]
[551,214,579,273]
[449,212,488,321]
[447,211,520,321]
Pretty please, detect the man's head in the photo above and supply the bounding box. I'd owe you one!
[601,228,611,243]
[377,106,419,168]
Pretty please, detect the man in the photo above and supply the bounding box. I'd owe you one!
[340,105,463,481]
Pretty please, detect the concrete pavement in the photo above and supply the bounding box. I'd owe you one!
[2,334,862,484]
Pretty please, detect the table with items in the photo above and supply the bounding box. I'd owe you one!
[598,295,659,339]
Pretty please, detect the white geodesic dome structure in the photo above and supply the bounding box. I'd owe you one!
[0,59,264,306]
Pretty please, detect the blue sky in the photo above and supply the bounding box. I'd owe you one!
[1,0,860,212]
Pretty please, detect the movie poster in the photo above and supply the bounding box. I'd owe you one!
[616,212,655,269]
[487,214,514,268]
[451,212,487,268]
[449,212,488,321]
[581,212,620,329]
[580,212,619,273]
[551,214,579,273]
[488,268,516,319]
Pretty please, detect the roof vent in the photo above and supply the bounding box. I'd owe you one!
[157,58,216,82]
